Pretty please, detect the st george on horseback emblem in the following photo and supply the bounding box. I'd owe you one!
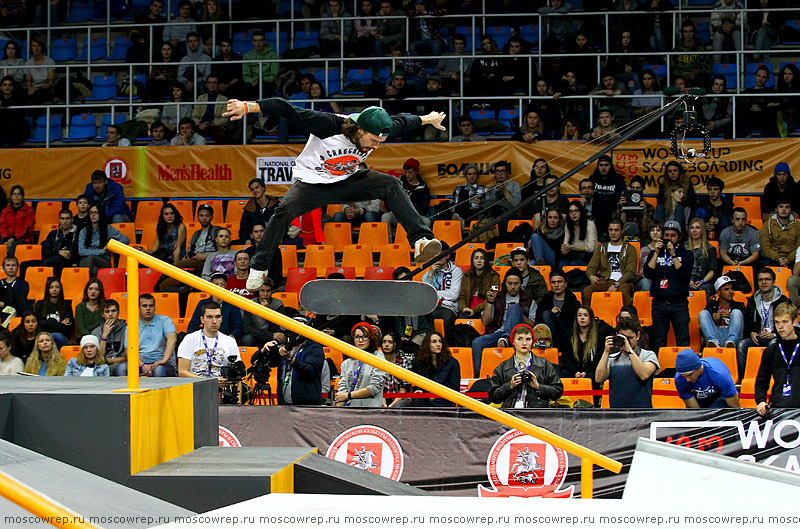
[479,429,574,498]
[326,425,404,481]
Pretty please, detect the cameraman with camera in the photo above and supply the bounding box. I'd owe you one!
[177,302,241,387]
[595,317,659,408]
[258,316,324,406]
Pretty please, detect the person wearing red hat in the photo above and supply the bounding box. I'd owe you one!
[224,98,445,291]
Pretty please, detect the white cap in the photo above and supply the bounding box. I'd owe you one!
[714,275,735,291]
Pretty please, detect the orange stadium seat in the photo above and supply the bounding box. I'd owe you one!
[325,204,343,217]
[561,378,594,404]
[60,345,81,362]
[432,220,462,247]
[185,292,211,319]
[652,378,686,409]
[533,347,559,365]
[507,220,533,232]
[449,347,475,379]
[454,242,486,267]
[25,266,54,300]
[34,201,65,231]
[722,266,754,293]
[767,266,792,292]
[169,200,194,224]
[225,199,248,224]
[658,347,683,374]
[134,200,164,231]
[732,196,761,222]
[493,242,525,261]
[303,244,335,271]
[111,223,137,247]
[633,291,653,326]
[378,244,411,269]
[341,245,373,277]
[97,268,126,295]
[15,245,42,264]
[239,346,258,368]
[37,224,57,244]
[323,222,353,253]
[479,347,514,379]
[590,291,623,326]
[138,228,157,252]
[61,267,91,300]
[702,347,739,383]
[742,347,765,382]
[394,224,411,247]
[273,291,299,310]
[110,292,129,319]
[278,244,298,276]
[357,222,390,247]
[153,292,180,320]
[455,318,486,335]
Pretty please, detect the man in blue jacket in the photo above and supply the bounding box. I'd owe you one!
[675,349,739,408]
[85,170,133,223]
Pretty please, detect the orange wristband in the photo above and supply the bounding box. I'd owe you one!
[243,102,250,114]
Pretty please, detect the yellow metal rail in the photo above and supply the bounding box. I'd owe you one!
[107,239,622,497]
[0,469,102,529]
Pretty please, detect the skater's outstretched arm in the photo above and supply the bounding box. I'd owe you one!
[224,97,343,137]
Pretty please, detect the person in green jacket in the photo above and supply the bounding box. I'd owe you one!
[670,20,711,88]
[242,30,277,99]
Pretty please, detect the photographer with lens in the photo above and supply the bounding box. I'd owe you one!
[177,302,242,388]
[259,316,324,406]
[488,324,563,408]
[595,317,659,408]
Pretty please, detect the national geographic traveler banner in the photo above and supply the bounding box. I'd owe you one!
[219,407,800,498]
[5,139,799,199]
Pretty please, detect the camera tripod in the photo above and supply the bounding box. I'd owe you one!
[249,380,275,406]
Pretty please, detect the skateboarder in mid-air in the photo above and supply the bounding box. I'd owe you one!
[223,98,446,291]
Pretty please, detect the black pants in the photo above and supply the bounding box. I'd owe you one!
[251,170,434,271]
[651,299,690,352]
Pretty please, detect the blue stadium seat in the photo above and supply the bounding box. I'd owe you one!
[29,115,62,143]
[779,61,800,74]
[341,69,373,95]
[519,25,540,49]
[377,68,391,84]
[288,91,311,108]
[294,31,320,50]
[266,31,289,56]
[112,74,145,100]
[643,64,668,80]
[314,68,340,94]
[85,75,117,101]
[693,21,710,45]
[454,26,478,52]
[469,109,496,121]
[567,0,581,8]
[65,1,94,22]
[233,32,252,56]
[129,0,151,14]
[486,26,512,50]
[51,39,78,62]
[78,37,108,61]
[745,62,775,88]
[110,36,132,60]
[497,109,519,130]
[783,20,800,45]
[278,0,303,16]
[96,113,128,140]
[711,63,737,89]
[63,115,96,142]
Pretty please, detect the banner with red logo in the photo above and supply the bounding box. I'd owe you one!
[4,139,798,200]
[219,407,800,498]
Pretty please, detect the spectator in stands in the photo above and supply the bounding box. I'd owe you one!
[699,275,745,348]
[383,330,414,407]
[407,0,448,62]
[75,278,105,340]
[675,348,739,408]
[422,242,462,331]
[240,178,279,244]
[762,162,799,222]
[655,184,693,233]
[0,333,23,376]
[92,299,127,376]
[353,0,378,53]
[469,35,502,97]
[719,207,761,267]
[1,256,29,316]
[749,0,784,62]
[146,203,187,264]
[606,28,643,94]
[686,218,718,299]
[671,20,711,88]
[0,1,25,28]
[711,0,745,64]
[536,270,579,339]
[563,305,612,384]
[320,0,354,57]
[78,205,131,275]
[241,279,286,347]
[375,0,405,58]
[85,170,133,223]
[474,268,534,377]
[181,203,220,275]
[115,293,178,377]
[488,323,562,408]
[636,222,663,291]
[589,70,630,125]
[1,42,24,84]
[583,108,620,143]
[700,75,733,139]
[737,64,779,138]
[498,36,529,95]
[554,72,589,127]
[451,164,486,224]
[211,36,243,99]
[512,110,547,143]
[618,176,655,242]
[539,0,574,53]
[531,175,569,230]
[435,33,471,94]
[179,301,241,384]
[170,117,207,145]
[0,75,28,147]
[11,311,37,363]
[24,37,56,105]
[697,177,733,239]
[632,69,663,135]
[588,155,625,239]
[224,250,255,300]
[760,197,799,268]
[755,302,800,415]
[521,158,551,205]
[458,248,500,318]
[0,185,34,255]
[162,0,198,57]
[485,160,521,218]
[644,220,694,351]
[242,31,278,99]
[148,120,170,146]
[102,125,131,147]
[561,202,597,268]
[656,160,698,219]
[201,227,236,280]
[399,331,459,407]
[308,81,341,113]
[778,63,800,134]
[578,178,596,224]
[269,317,324,406]
[565,32,598,90]
[740,267,789,374]
[24,332,66,376]
[641,0,673,52]
[529,78,561,135]
[336,323,386,407]
[583,218,636,306]
[191,74,235,144]
[73,194,91,234]
[381,157,430,227]
[510,247,548,304]
[128,0,166,63]
[178,32,211,94]
[65,335,110,377]
[450,117,480,142]
[38,210,77,277]
[333,198,382,227]
[187,274,243,340]
[198,0,230,55]
[143,43,179,104]
[530,209,565,268]
[596,316,659,408]
[34,278,73,349]
[420,76,448,140]
[378,68,418,114]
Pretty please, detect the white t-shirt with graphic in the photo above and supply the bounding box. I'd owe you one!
[606,243,623,281]
[177,330,240,377]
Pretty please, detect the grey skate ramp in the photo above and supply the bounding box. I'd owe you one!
[0,439,194,528]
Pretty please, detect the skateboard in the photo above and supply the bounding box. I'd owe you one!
[299,280,439,316]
